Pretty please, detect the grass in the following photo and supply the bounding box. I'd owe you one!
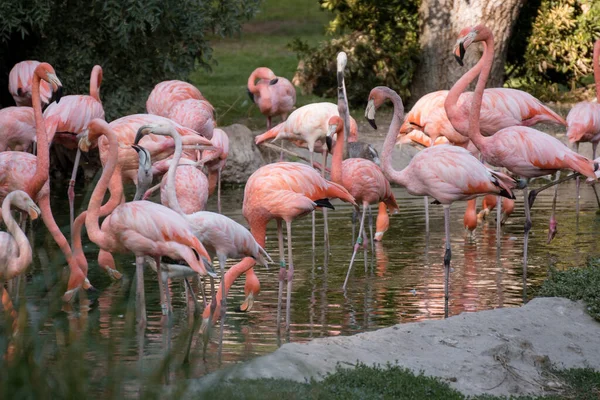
[189,0,335,130]
[197,363,600,400]
[536,258,600,321]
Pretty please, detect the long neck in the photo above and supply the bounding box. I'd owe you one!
[331,123,344,184]
[468,36,494,149]
[381,90,410,187]
[164,128,185,215]
[247,70,259,94]
[86,128,118,247]
[30,73,49,195]
[90,66,102,102]
[2,198,32,276]
[594,40,600,103]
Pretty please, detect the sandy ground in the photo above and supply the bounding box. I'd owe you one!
[185,298,600,397]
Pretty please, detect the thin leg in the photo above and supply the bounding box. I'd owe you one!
[68,148,82,233]
[443,205,451,319]
[155,256,168,317]
[352,209,357,244]
[199,278,208,308]
[217,168,222,214]
[276,220,285,334]
[343,206,367,290]
[362,206,368,274]
[523,187,532,299]
[285,221,294,332]
[575,142,580,216]
[184,278,200,318]
[368,205,374,253]
[547,172,560,244]
[424,196,430,233]
[163,272,172,315]
[135,256,147,326]
[496,195,502,248]
[217,254,227,364]
[322,150,329,251]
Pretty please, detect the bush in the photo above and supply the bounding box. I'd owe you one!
[290,0,419,106]
[0,0,260,119]
[506,0,600,101]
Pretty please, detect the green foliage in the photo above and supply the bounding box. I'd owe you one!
[537,259,600,321]
[506,0,600,101]
[0,0,260,119]
[290,0,419,106]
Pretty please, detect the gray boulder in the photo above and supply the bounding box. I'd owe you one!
[220,124,265,184]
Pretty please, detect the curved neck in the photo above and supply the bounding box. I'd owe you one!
[90,66,102,102]
[468,36,494,149]
[2,198,32,275]
[594,40,600,103]
[86,126,118,248]
[164,128,185,215]
[30,72,49,195]
[380,90,409,187]
[331,123,344,184]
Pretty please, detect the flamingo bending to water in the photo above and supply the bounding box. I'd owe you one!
[78,119,214,320]
[445,24,597,277]
[8,61,52,107]
[247,67,296,129]
[146,80,205,117]
[366,86,517,317]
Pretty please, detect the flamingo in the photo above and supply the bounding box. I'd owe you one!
[464,199,478,235]
[134,122,272,353]
[0,191,40,305]
[42,65,105,230]
[78,118,214,320]
[202,162,356,333]
[374,202,391,242]
[478,195,515,225]
[0,63,89,301]
[366,86,517,317]
[146,80,205,117]
[198,128,229,213]
[167,99,215,139]
[0,107,36,152]
[247,67,296,129]
[328,115,399,289]
[445,24,597,278]
[566,39,600,214]
[8,61,52,107]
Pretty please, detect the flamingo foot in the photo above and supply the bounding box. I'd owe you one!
[547,217,557,244]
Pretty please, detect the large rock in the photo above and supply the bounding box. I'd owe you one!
[220,124,265,184]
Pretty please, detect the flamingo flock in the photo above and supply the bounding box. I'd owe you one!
[0,25,598,360]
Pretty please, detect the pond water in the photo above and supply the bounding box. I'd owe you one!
[4,158,600,394]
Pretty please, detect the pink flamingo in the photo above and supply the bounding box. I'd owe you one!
[134,122,272,353]
[0,64,89,300]
[79,118,214,320]
[43,65,105,230]
[247,67,296,129]
[0,107,36,152]
[327,115,399,289]
[167,99,215,139]
[374,202,391,242]
[146,80,205,117]
[566,39,600,214]
[366,86,517,317]
[0,190,40,285]
[464,199,478,235]
[445,24,597,276]
[8,61,52,107]
[200,128,229,213]
[202,162,356,332]
[477,195,514,225]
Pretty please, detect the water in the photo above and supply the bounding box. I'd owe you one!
[4,169,600,392]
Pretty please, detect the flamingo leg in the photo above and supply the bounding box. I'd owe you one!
[575,142,580,216]
[310,152,316,252]
[322,150,329,251]
[199,277,208,308]
[276,220,285,332]
[523,187,532,294]
[285,220,294,332]
[443,205,452,319]
[343,206,366,290]
[217,253,227,363]
[424,196,430,233]
[496,195,502,247]
[547,172,560,244]
[368,205,374,253]
[217,167,222,214]
[184,278,200,318]
[362,205,368,274]
[68,148,82,233]
[135,256,147,326]
[155,256,168,317]
[351,208,357,244]
[592,143,600,211]
[209,277,216,319]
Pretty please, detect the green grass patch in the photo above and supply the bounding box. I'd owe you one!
[190,0,335,130]
[536,259,600,321]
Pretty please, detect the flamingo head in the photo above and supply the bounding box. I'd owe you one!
[35,62,63,104]
[132,145,153,201]
[78,119,110,152]
[327,115,343,151]
[8,190,41,220]
[337,51,348,86]
[454,25,487,66]
[365,88,387,129]
[134,121,178,144]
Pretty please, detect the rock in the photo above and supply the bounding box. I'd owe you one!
[185,298,600,398]
[220,124,265,184]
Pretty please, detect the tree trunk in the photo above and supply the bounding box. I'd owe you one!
[409,0,525,104]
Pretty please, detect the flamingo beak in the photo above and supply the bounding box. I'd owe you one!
[47,74,63,104]
[269,78,279,85]
[247,87,256,103]
[28,204,41,220]
[78,134,92,152]
[203,259,217,278]
[365,99,377,129]
[134,125,153,145]
[454,42,466,66]
[238,292,254,312]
